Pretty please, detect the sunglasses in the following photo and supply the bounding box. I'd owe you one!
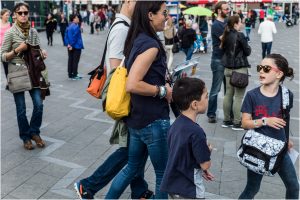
[257,65,281,73]
[16,11,29,16]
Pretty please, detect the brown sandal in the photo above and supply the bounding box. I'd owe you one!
[23,140,34,150]
[31,135,46,148]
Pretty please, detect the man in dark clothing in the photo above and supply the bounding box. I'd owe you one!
[207,1,229,123]
[181,20,196,61]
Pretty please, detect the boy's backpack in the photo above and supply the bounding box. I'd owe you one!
[237,85,292,176]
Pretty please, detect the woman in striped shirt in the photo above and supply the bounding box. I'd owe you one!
[1,2,47,150]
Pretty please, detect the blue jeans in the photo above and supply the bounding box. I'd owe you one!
[80,147,148,198]
[13,88,43,142]
[239,152,299,199]
[207,58,224,117]
[261,42,272,59]
[245,28,251,41]
[182,45,194,61]
[105,119,170,199]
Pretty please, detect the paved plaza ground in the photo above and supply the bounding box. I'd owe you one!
[1,22,299,199]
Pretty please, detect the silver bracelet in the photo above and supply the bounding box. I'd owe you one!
[159,86,167,99]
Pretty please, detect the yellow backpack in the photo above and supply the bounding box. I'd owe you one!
[106,58,130,120]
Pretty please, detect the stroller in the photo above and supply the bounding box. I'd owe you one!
[193,33,207,53]
[285,14,294,27]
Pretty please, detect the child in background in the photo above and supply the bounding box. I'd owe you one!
[160,77,214,199]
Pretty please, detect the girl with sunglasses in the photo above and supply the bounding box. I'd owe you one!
[239,54,299,199]
[1,2,47,150]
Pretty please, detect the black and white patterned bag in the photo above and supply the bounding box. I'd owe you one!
[237,86,290,176]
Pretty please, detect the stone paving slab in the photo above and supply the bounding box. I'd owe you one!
[1,22,299,199]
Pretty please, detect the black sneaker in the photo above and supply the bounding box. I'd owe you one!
[74,181,94,200]
[222,121,234,128]
[232,123,244,131]
[140,189,154,199]
[208,116,217,123]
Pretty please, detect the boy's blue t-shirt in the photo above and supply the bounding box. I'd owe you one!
[241,87,287,141]
[160,114,211,198]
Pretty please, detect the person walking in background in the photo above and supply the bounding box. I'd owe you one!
[160,77,214,199]
[64,14,84,80]
[220,15,251,130]
[259,9,265,23]
[207,1,229,123]
[105,2,172,199]
[44,13,57,46]
[180,19,196,61]
[0,8,11,85]
[244,13,252,42]
[1,2,47,150]
[238,54,299,199]
[250,9,257,28]
[59,13,68,46]
[199,16,208,53]
[163,17,176,70]
[89,9,95,34]
[258,15,277,59]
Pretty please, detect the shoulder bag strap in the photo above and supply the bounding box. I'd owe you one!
[280,85,290,141]
[98,19,129,71]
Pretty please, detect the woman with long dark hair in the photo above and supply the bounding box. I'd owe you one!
[220,15,251,130]
[1,2,47,150]
[105,1,171,199]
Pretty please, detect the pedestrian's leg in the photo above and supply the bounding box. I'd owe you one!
[50,32,53,46]
[232,68,247,124]
[207,59,224,118]
[278,153,299,199]
[61,32,65,45]
[46,31,50,45]
[13,91,31,141]
[223,68,234,122]
[186,46,194,61]
[68,49,74,78]
[72,49,81,77]
[266,42,272,56]
[105,128,147,199]
[144,120,169,199]
[262,42,267,59]
[28,88,43,136]
[239,169,263,199]
[80,147,129,196]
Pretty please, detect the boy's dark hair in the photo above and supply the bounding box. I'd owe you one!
[13,2,29,13]
[265,53,294,82]
[172,77,206,111]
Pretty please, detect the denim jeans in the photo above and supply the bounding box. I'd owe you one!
[245,28,251,41]
[207,58,225,117]
[261,42,272,59]
[105,119,170,199]
[239,152,299,199]
[13,88,43,142]
[182,45,194,61]
[80,147,148,198]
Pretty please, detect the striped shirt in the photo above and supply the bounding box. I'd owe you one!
[1,23,40,64]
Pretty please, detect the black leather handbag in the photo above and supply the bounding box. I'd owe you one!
[230,71,249,88]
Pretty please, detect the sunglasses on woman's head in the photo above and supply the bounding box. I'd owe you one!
[16,11,29,16]
[257,65,281,73]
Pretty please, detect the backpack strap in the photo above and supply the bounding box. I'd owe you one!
[280,85,291,141]
[98,20,129,71]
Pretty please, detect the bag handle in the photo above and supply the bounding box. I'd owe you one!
[280,85,290,141]
[98,19,129,71]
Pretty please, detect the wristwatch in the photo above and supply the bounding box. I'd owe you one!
[262,117,268,126]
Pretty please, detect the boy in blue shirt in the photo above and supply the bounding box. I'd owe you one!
[160,77,214,199]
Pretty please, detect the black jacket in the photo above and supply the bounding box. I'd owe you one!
[221,30,251,69]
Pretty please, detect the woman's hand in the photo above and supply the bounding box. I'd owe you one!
[165,83,172,103]
[41,49,47,59]
[202,170,214,181]
[16,42,28,53]
[266,117,286,130]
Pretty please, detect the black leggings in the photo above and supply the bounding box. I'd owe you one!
[2,62,8,78]
[46,31,53,45]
